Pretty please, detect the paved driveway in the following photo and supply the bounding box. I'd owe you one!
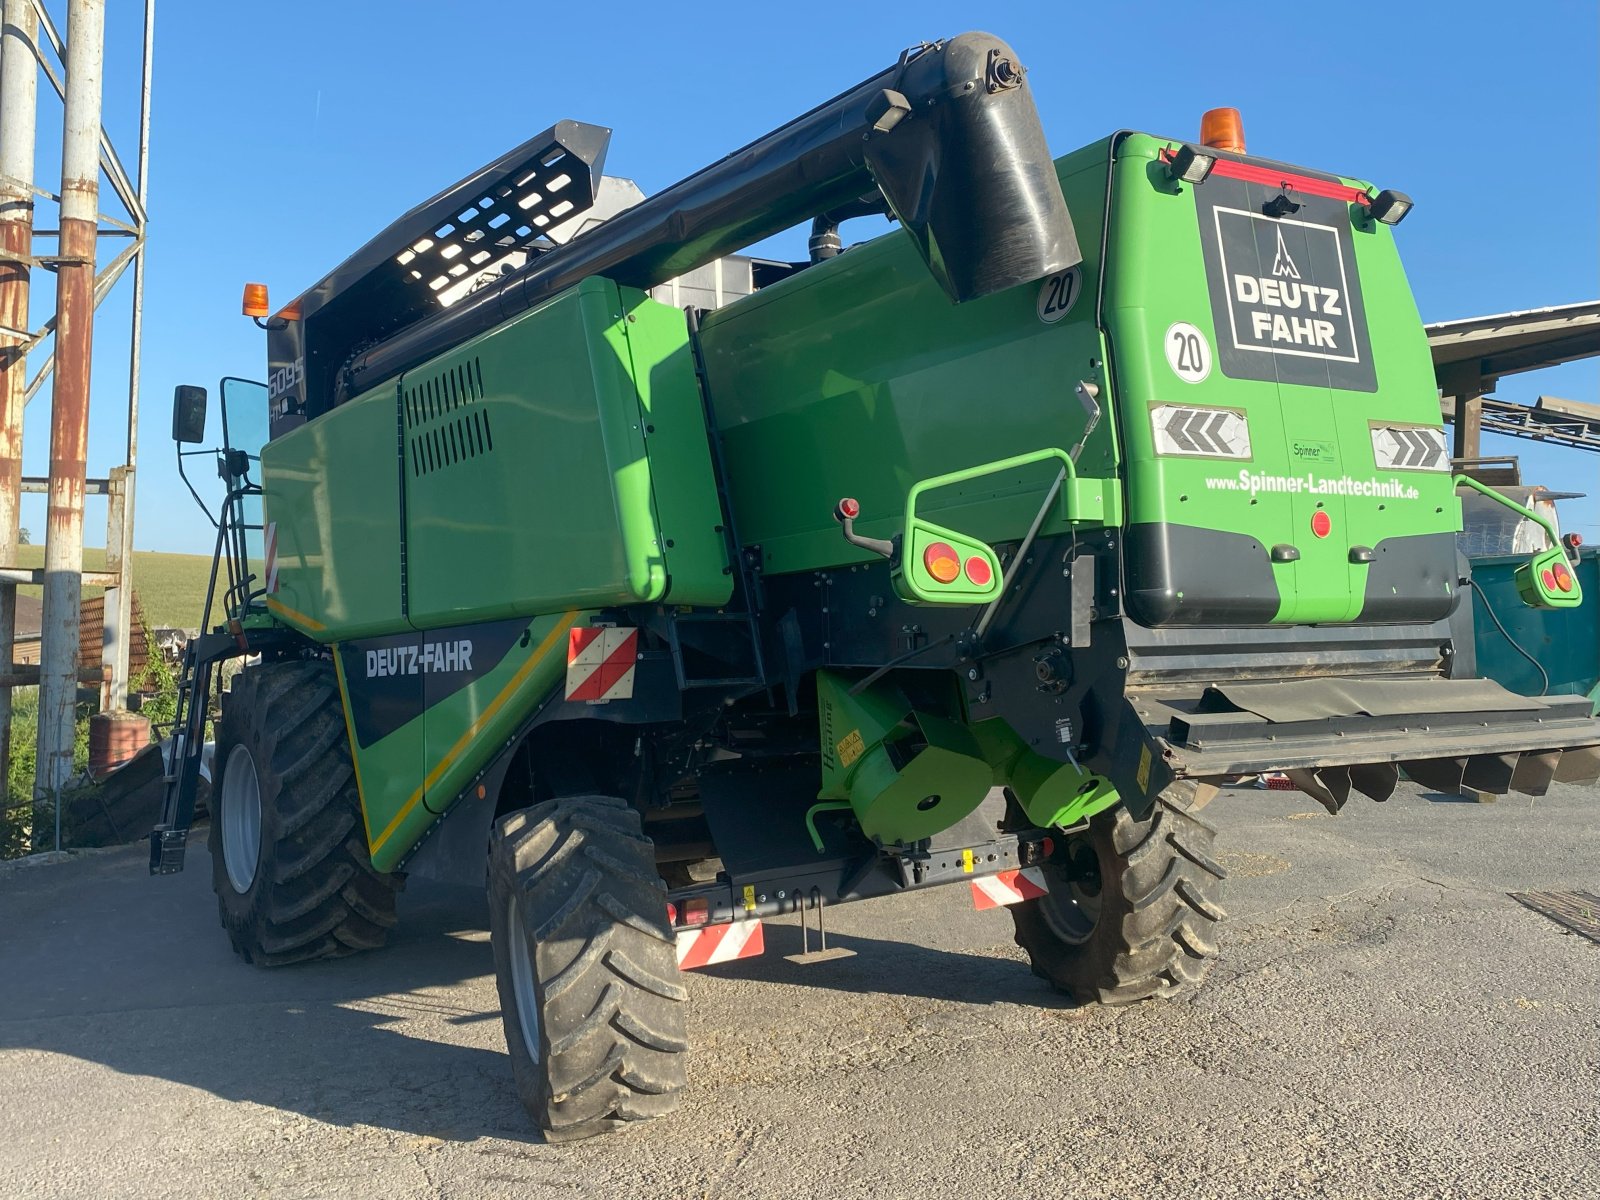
[1,782,1596,1199]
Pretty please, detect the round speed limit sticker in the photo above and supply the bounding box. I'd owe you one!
[1164,322,1212,384]
[1036,268,1082,324]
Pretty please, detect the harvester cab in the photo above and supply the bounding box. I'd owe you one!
[148,31,1598,1142]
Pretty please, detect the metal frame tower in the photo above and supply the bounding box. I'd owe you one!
[0,0,153,845]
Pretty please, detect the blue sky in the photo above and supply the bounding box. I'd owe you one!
[17,0,1598,553]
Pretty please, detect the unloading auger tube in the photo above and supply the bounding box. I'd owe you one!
[343,31,1079,395]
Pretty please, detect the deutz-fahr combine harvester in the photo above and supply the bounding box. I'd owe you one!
[154,32,1599,1139]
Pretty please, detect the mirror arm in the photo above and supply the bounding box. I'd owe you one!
[176,445,219,528]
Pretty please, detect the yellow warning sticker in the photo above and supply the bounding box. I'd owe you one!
[961,848,974,874]
[1136,745,1152,793]
[742,884,757,913]
[837,728,866,769]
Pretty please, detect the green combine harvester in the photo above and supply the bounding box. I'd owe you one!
[152,32,1599,1140]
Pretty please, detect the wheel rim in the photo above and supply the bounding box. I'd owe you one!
[1047,834,1104,944]
[506,898,542,1064]
[220,744,262,894]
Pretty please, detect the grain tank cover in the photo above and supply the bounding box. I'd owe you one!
[267,121,610,432]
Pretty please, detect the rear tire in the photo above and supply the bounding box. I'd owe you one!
[1011,794,1226,1004]
[488,794,688,1141]
[209,660,401,966]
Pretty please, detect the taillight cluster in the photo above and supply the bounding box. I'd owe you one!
[1542,562,1576,594]
[923,541,991,588]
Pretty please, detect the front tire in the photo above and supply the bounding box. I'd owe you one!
[488,794,688,1141]
[209,660,401,966]
[1011,794,1227,1004]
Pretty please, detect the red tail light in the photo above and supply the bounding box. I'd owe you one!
[963,555,993,587]
[1310,510,1332,539]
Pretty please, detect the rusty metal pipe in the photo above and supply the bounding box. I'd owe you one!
[36,0,104,840]
[0,0,40,814]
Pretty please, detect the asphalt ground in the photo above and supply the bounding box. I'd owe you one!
[1,781,1597,1200]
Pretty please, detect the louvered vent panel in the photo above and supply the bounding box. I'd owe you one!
[404,357,493,477]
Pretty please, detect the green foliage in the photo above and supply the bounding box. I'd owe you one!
[0,689,92,858]
[134,622,180,733]
[0,693,34,857]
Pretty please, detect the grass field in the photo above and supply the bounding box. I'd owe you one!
[11,545,215,631]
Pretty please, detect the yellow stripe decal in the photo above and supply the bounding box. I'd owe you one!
[330,648,375,848]
[370,610,579,856]
[265,596,326,632]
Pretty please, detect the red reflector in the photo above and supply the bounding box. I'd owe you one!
[1310,510,1332,539]
[1553,564,1574,592]
[1040,836,1055,859]
[963,555,993,587]
[683,898,709,926]
[665,902,678,926]
[1541,568,1557,592]
[924,541,961,584]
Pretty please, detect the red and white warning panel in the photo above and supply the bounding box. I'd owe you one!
[971,867,1049,910]
[565,625,638,703]
[675,918,764,970]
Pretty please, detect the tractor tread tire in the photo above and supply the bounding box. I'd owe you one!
[489,794,687,1143]
[1011,796,1226,1005]
[210,660,401,968]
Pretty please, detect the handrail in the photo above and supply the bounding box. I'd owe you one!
[905,446,1077,525]
[903,447,1087,638]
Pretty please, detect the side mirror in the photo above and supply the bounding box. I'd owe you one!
[172,385,207,444]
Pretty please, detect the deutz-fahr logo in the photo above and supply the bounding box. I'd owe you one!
[1214,208,1358,363]
[1194,173,1375,392]
[366,639,475,677]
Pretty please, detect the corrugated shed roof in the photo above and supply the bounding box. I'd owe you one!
[1427,301,1600,384]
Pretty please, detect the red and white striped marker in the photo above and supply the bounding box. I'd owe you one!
[675,918,764,970]
[264,521,279,594]
[565,626,638,703]
[971,867,1049,910]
